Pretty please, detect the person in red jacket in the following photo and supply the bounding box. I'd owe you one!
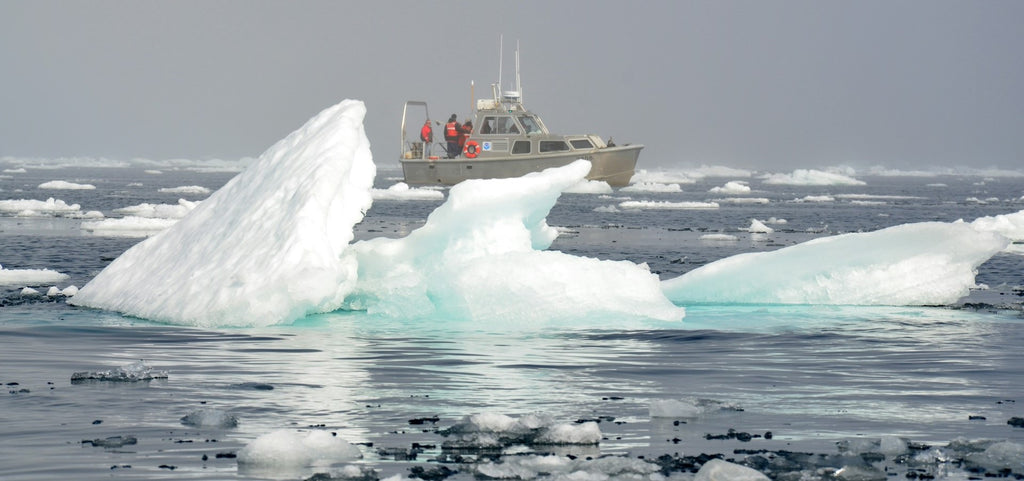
[444,114,460,158]
[419,119,433,157]
[458,120,473,153]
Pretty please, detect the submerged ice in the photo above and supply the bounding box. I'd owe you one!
[70,99,1024,327]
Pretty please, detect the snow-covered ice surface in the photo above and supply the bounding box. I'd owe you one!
[3,101,1024,480]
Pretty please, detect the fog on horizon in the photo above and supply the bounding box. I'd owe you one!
[1,1,1022,173]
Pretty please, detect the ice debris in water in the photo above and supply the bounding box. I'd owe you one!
[71,360,168,382]
[964,440,1024,471]
[180,408,238,428]
[649,398,742,418]
[475,454,660,480]
[236,429,362,467]
[81,435,138,448]
[439,413,601,449]
[696,458,770,481]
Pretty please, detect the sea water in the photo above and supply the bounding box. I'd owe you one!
[2,165,1024,480]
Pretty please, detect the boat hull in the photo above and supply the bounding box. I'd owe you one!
[400,145,642,187]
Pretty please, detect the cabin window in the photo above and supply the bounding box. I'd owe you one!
[479,116,519,135]
[539,141,570,153]
[517,115,543,134]
[479,117,496,134]
[570,139,594,149]
[511,140,531,154]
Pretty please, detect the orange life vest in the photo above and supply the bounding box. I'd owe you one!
[445,121,458,140]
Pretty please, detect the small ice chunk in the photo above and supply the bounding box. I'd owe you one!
[747,219,774,233]
[565,179,613,194]
[20,287,40,297]
[650,398,741,418]
[440,413,600,447]
[71,360,168,382]
[709,181,751,194]
[879,435,908,455]
[39,180,96,190]
[833,465,887,481]
[535,422,601,445]
[700,234,739,242]
[236,429,362,467]
[695,459,770,481]
[158,185,211,195]
[180,408,238,428]
[371,182,445,200]
[965,440,1024,471]
[620,182,683,193]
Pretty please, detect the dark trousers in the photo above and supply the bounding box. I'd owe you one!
[446,141,459,158]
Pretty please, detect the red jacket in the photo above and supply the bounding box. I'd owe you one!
[420,123,433,142]
[444,121,459,141]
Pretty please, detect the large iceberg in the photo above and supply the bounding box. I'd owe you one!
[70,98,1022,327]
[71,100,376,327]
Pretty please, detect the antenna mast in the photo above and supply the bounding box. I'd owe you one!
[498,35,503,96]
[515,40,522,104]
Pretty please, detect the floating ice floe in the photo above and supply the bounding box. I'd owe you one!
[38,180,96,190]
[475,454,660,481]
[620,182,683,193]
[762,168,866,186]
[715,197,770,204]
[180,408,239,428]
[696,459,770,481]
[662,221,1009,305]
[708,180,751,195]
[439,413,601,449]
[564,179,613,194]
[114,199,199,219]
[45,285,78,297]
[794,195,835,203]
[649,398,743,418]
[237,429,362,468]
[0,263,70,287]
[629,169,698,184]
[700,234,739,242]
[158,185,211,195]
[71,360,168,382]
[745,219,774,234]
[81,216,179,237]
[0,197,82,216]
[619,200,719,210]
[371,182,444,200]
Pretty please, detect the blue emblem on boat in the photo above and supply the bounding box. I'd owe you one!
[482,142,492,151]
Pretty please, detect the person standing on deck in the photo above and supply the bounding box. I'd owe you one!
[444,114,460,158]
[420,119,433,157]
[458,120,473,153]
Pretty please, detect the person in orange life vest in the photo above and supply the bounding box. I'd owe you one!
[420,119,433,156]
[458,120,473,153]
[444,114,460,158]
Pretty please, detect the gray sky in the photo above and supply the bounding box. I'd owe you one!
[2,0,1022,172]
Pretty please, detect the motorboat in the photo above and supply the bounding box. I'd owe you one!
[399,48,642,187]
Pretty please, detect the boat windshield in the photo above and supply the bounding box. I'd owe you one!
[480,116,520,135]
[517,115,544,134]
